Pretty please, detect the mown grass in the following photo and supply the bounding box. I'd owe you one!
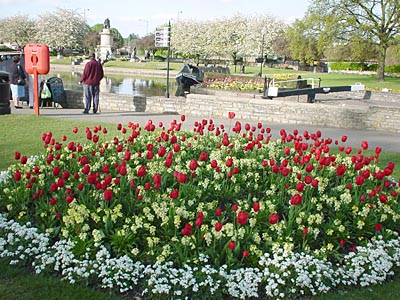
[0,115,121,171]
[0,115,400,299]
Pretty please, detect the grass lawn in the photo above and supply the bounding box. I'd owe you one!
[0,115,400,299]
[50,56,400,92]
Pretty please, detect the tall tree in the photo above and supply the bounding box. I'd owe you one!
[171,14,283,64]
[285,18,321,65]
[35,8,89,55]
[0,15,36,48]
[308,0,400,81]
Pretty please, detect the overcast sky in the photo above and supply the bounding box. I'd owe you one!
[0,0,311,37]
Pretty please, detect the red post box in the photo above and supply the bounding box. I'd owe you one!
[24,44,50,75]
[24,44,50,116]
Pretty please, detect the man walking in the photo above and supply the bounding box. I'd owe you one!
[79,53,104,114]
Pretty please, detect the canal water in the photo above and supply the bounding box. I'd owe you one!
[48,70,179,97]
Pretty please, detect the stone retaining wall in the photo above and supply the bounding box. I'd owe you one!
[64,89,400,133]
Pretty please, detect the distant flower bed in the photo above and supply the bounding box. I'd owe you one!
[0,115,399,299]
[201,74,301,92]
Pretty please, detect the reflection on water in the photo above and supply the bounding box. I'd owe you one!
[47,71,177,97]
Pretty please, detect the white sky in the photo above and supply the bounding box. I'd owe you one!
[0,0,310,37]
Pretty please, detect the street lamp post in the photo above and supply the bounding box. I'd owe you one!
[177,11,183,22]
[234,41,239,73]
[259,33,265,77]
[138,19,149,35]
[83,8,89,22]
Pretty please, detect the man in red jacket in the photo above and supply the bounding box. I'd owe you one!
[79,53,104,114]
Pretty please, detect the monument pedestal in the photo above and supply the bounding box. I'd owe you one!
[98,28,113,61]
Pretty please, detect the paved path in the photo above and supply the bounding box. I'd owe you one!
[10,105,400,153]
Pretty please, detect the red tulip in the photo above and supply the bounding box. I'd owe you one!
[199,152,208,161]
[374,223,382,231]
[237,211,249,225]
[242,250,249,257]
[104,189,113,201]
[49,198,57,206]
[311,179,319,187]
[137,165,147,177]
[52,166,61,177]
[361,140,369,150]
[228,241,235,250]
[66,195,74,204]
[181,223,192,236]
[14,152,21,160]
[269,213,280,224]
[169,189,179,199]
[13,171,22,181]
[228,112,235,119]
[253,202,260,212]
[290,194,303,205]
[195,217,203,227]
[215,222,223,231]
[379,194,388,204]
[216,207,223,217]
[177,172,188,184]
[72,126,78,133]
[20,156,28,164]
[336,164,346,176]
[189,159,198,171]
[144,182,151,190]
[355,176,365,186]
[210,160,218,168]
[173,144,180,152]
[226,157,233,167]
[158,146,166,157]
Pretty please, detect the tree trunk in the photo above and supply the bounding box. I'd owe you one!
[376,45,387,81]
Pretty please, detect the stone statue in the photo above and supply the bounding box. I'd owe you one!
[104,18,110,29]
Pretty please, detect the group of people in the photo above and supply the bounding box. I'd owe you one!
[7,52,104,114]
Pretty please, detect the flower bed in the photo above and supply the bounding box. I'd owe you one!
[0,115,399,299]
[201,74,298,91]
